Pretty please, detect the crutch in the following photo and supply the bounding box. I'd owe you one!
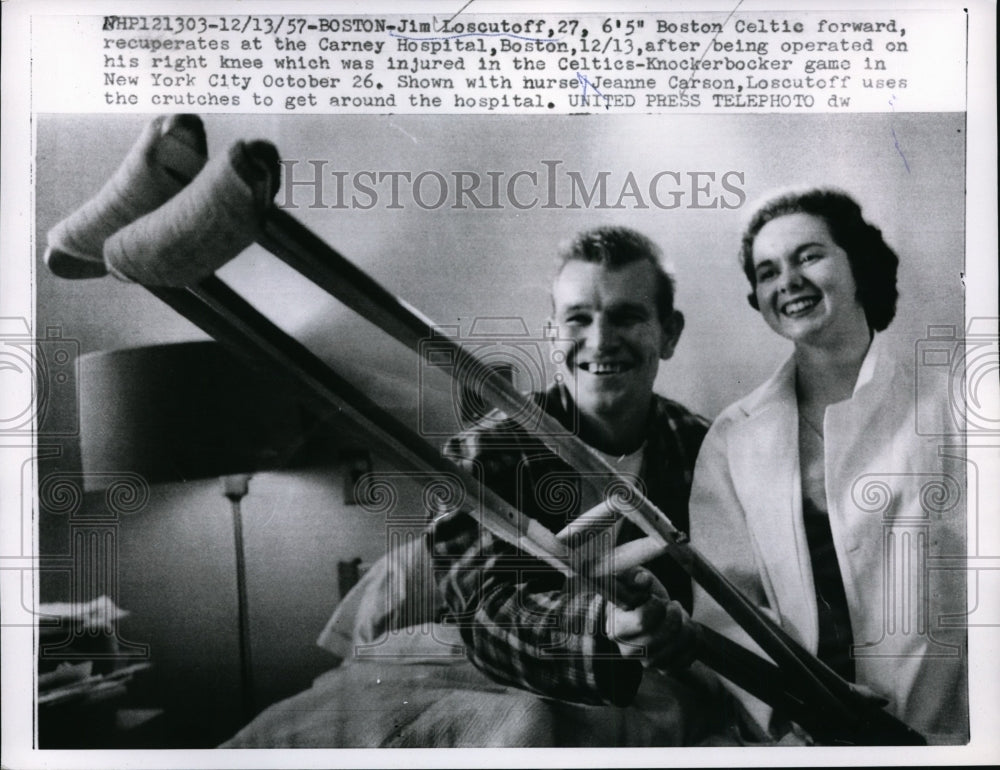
[45,116,924,746]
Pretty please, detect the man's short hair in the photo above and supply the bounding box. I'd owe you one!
[554,226,677,323]
[739,188,900,332]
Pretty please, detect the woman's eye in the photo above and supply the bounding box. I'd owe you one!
[756,267,777,282]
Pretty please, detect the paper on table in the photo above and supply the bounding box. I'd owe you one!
[37,596,130,635]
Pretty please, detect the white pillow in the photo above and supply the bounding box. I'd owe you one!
[317,535,448,660]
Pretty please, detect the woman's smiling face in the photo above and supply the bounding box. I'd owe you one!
[750,212,869,349]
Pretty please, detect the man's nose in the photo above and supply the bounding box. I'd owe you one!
[587,314,619,350]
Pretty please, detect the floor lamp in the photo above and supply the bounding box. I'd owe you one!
[77,340,335,722]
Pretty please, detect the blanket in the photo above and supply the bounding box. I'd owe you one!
[221,624,729,748]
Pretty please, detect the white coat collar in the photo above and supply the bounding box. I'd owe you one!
[737,332,888,418]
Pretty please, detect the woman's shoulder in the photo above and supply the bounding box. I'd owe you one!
[709,355,798,431]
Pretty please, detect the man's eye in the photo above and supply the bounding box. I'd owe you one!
[800,251,824,264]
[564,314,590,325]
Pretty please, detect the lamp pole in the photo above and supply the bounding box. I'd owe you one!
[222,473,254,723]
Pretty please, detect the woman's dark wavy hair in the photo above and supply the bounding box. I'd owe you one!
[740,188,900,331]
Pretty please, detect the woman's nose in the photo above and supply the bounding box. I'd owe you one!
[778,263,804,293]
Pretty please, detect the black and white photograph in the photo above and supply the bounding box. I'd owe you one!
[1,2,997,767]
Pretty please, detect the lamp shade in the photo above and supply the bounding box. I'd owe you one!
[78,341,334,490]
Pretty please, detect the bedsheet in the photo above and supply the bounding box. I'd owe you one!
[220,623,733,748]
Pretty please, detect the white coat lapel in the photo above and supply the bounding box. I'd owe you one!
[727,356,819,652]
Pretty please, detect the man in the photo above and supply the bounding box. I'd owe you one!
[432,226,708,706]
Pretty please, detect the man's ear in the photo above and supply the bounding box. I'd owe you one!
[659,310,684,360]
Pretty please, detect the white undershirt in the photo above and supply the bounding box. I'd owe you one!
[586,443,646,545]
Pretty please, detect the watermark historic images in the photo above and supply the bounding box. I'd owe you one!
[276,161,747,210]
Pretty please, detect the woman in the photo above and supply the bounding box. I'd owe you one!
[689,188,967,744]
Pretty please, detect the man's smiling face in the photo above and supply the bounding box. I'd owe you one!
[551,259,677,425]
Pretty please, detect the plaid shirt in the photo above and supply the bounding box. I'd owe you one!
[431,384,708,706]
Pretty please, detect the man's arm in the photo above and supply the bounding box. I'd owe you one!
[432,515,644,706]
[430,401,703,706]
